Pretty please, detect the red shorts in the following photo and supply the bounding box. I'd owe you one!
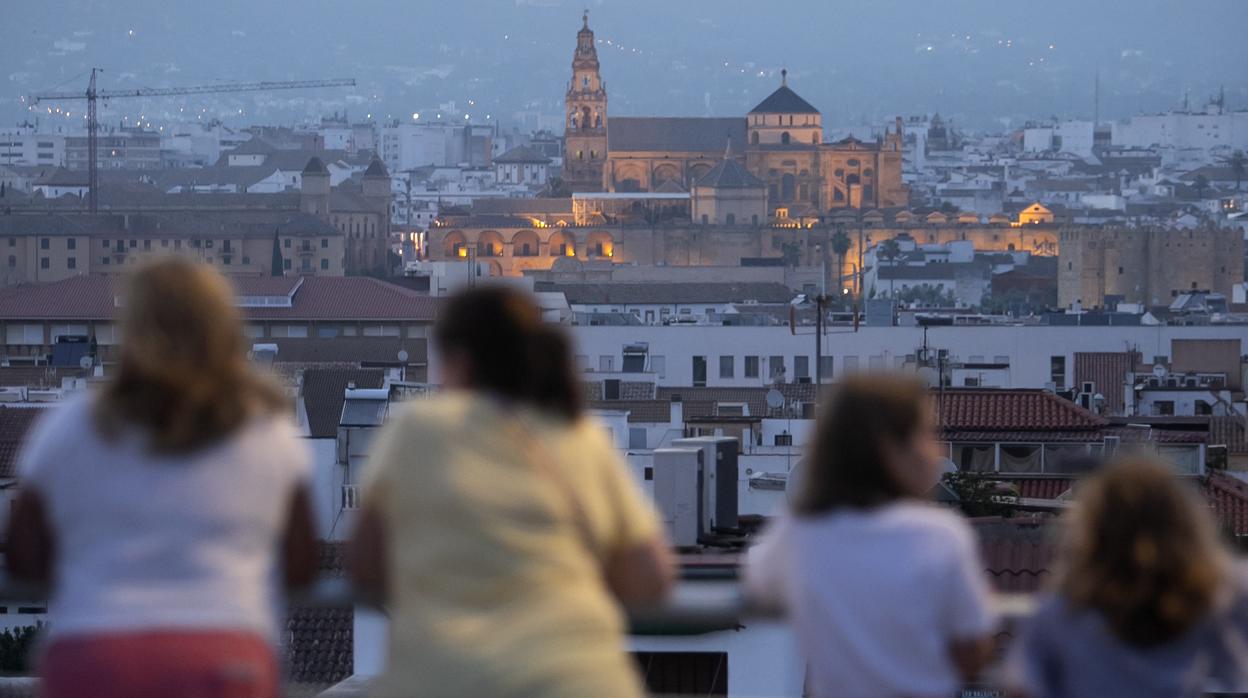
[39,630,278,698]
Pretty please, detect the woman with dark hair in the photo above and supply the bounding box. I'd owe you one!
[350,286,673,698]
[1005,458,1248,697]
[6,258,318,697]
[745,373,996,697]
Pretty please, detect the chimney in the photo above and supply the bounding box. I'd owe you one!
[669,394,683,427]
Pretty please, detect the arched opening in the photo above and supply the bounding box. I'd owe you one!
[548,230,575,258]
[751,131,760,145]
[594,112,602,128]
[811,133,819,144]
[587,231,615,259]
[780,132,791,145]
[653,164,680,187]
[512,230,540,257]
[477,230,504,257]
[781,173,796,202]
[689,163,712,181]
[442,230,467,258]
[581,107,592,131]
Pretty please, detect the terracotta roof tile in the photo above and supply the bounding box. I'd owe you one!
[1203,471,1248,536]
[937,389,1106,433]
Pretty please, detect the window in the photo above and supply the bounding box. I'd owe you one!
[794,355,810,381]
[321,258,329,270]
[40,238,48,250]
[67,257,76,270]
[283,259,292,270]
[1152,400,1175,416]
[67,238,76,250]
[6,256,13,268]
[1050,356,1066,388]
[321,238,329,248]
[7,238,13,247]
[5,324,43,344]
[769,355,786,381]
[40,257,49,269]
[718,355,734,379]
[599,355,614,372]
[952,444,995,472]
[744,355,760,378]
[818,356,835,381]
[692,356,707,387]
[1000,445,1042,473]
[775,432,793,446]
[629,428,648,450]
[283,238,291,248]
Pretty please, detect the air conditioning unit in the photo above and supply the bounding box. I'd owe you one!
[672,436,739,535]
[652,448,702,548]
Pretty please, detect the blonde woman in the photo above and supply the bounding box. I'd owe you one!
[350,286,673,697]
[7,259,318,697]
[1005,458,1248,697]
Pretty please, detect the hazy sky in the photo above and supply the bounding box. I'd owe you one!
[3,0,1246,131]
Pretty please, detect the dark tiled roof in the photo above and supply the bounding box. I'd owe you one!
[35,167,89,187]
[607,117,747,153]
[469,198,573,216]
[302,157,328,175]
[285,541,352,686]
[0,407,45,479]
[694,158,763,189]
[268,337,427,366]
[1203,471,1248,536]
[363,158,388,177]
[657,384,818,419]
[0,275,438,322]
[1072,351,1139,416]
[0,210,338,238]
[1210,417,1248,455]
[589,399,672,423]
[545,282,794,305]
[749,85,820,115]
[300,368,385,438]
[493,145,551,164]
[937,389,1106,433]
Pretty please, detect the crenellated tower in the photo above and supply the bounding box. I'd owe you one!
[563,11,608,192]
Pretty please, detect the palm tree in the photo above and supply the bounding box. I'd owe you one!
[878,237,901,299]
[830,227,852,304]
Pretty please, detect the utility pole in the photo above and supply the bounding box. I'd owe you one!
[814,293,826,386]
[86,68,99,213]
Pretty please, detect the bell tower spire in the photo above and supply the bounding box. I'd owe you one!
[564,12,608,192]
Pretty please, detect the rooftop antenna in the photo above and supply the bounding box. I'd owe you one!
[781,67,788,87]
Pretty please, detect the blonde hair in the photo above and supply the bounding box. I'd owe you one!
[94,258,286,453]
[1056,458,1230,647]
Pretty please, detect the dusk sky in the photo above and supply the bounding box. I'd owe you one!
[4,0,1247,130]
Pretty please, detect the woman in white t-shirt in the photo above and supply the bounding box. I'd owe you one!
[745,374,997,698]
[6,259,318,698]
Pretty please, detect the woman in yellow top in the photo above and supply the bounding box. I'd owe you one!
[350,286,674,698]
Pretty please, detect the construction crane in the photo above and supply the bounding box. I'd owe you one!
[28,69,356,212]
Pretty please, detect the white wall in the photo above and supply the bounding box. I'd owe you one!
[568,324,1247,391]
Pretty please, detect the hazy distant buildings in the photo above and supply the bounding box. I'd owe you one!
[66,126,161,170]
[0,128,65,167]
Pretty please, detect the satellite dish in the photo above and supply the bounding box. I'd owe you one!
[1152,364,1166,378]
[397,349,409,362]
[78,355,93,370]
[765,388,784,410]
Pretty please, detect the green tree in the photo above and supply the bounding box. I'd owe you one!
[1226,150,1246,191]
[941,471,1018,518]
[877,238,901,298]
[895,283,955,307]
[0,625,39,673]
[1192,173,1210,200]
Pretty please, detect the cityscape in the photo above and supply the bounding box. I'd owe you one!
[0,2,1246,696]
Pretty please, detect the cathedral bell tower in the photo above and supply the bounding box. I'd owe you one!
[563,11,608,192]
